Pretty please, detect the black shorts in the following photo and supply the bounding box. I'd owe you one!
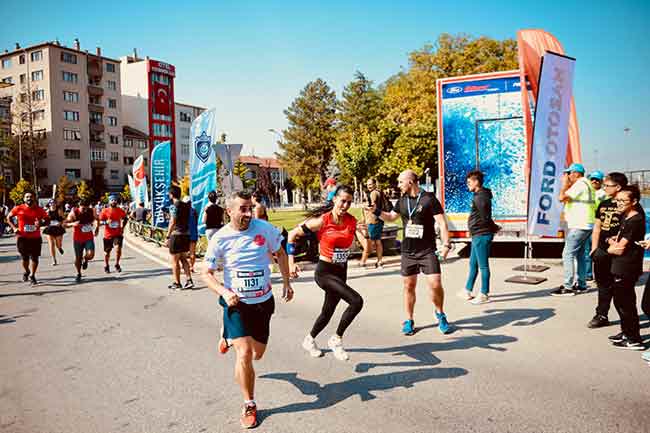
[169,234,190,254]
[401,250,441,276]
[219,296,275,344]
[103,236,123,252]
[17,237,42,260]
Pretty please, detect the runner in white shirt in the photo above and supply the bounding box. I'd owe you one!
[202,191,293,429]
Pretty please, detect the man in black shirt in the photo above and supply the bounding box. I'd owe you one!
[375,169,452,336]
[606,186,645,350]
[166,186,193,290]
[587,172,627,328]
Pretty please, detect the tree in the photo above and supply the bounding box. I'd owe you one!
[9,178,34,205]
[335,72,385,185]
[76,180,93,201]
[120,184,131,202]
[55,175,74,204]
[378,33,518,180]
[233,160,255,190]
[180,173,190,198]
[278,79,337,204]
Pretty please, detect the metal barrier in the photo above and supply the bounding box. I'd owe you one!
[127,220,207,256]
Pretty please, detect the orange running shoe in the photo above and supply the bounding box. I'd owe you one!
[240,403,258,429]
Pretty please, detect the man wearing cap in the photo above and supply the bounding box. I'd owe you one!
[584,170,606,281]
[98,195,128,273]
[552,163,597,296]
[324,178,337,203]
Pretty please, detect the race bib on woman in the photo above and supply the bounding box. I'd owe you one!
[332,248,350,264]
[24,224,37,232]
[49,220,59,226]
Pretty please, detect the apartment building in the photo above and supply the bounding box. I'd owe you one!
[0,95,12,183]
[0,39,125,191]
[121,52,205,179]
[175,102,205,177]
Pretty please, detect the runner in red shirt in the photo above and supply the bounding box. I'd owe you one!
[287,184,363,361]
[66,198,99,283]
[7,191,49,285]
[99,195,127,274]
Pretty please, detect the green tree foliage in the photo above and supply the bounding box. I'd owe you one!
[180,173,190,198]
[76,180,93,201]
[278,79,337,201]
[120,184,131,202]
[335,72,385,185]
[233,160,256,190]
[55,175,74,204]
[9,178,34,205]
[378,33,518,180]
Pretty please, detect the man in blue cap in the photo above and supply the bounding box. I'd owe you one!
[98,194,128,273]
[584,170,606,281]
[552,163,597,296]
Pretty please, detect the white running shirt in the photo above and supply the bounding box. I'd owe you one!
[205,219,283,305]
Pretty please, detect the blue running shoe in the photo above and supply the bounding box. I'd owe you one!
[436,311,451,334]
[642,351,650,363]
[402,320,415,336]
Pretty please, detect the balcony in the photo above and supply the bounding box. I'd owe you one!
[89,103,104,113]
[89,122,105,133]
[88,84,103,97]
[91,160,107,168]
[89,137,105,148]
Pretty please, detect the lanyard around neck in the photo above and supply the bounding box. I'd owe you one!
[407,192,422,220]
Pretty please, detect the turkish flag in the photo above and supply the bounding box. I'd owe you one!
[153,81,171,115]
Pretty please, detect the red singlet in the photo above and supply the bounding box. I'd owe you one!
[317,212,357,263]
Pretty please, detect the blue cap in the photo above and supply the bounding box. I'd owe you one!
[588,170,604,181]
[109,194,120,201]
[563,163,585,174]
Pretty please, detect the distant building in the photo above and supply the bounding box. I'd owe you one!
[121,125,149,182]
[0,39,125,190]
[175,102,205,177]
[238,155,287,188]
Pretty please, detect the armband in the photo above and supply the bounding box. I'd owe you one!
[300,224,312,235]
[286,243,296,255]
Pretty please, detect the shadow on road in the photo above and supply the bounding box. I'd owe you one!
[0,288,72,299]
[259,367,467,421]
[413,308,555,335]
[350,333,517,373]
[487,287,560,303]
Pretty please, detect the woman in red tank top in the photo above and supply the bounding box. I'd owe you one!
[287,185,363,361]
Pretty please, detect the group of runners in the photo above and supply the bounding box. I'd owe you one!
[7,191,127,284]
[201,168,452,428]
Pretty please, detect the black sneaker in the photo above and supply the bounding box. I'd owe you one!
[608,332,626,343]
[168,282,183,290]
[82,259,88,270]
[115,264,122,273]
[58,247,64,254]
[612,337,645,351]
[587,315,609,328]
[574,286,588,294]
[104,265,110,274]
[183,280,195,290]
[22,272,29,282]
[29,276,37,286]
[550,286,576,297]
[75,274,82,283]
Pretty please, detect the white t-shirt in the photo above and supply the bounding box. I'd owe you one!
[205,219,283,305]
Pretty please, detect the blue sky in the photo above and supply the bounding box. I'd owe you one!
[2,0,648,173]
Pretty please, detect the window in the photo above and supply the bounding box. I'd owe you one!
[19,73,25,84]
[108,98,117,109]
[62,71,78,83]
[181,142,189,155]
[106,63,115,73]
[107,80,116,91]
[89,96,101,105]
[32,110,45,121]
[150,73,170,85]
[153,123,172,137]
[107,116,117,126]
[109,135,119,144]
[180,127,190,139]
[64,149,81,159]
[65,168,81,179]
[19,55,25,65]
[32,70,43,81]
[63,91,79,102]
[90,149,105,161]
[110,169,119,179]
[123,138,133,148]
[32,89,45,101]
[90,112,102,124]
[1,59,11,69]
[1,77,12,84]
[152,113,172,121]
[61,52,77,64]
[110,152,119,161]
[30,51,42,62]
[123,156,134,165]
[137,140,148,149]
[64,110,79,121]
[179,112,192,122]
[63,129,81,141]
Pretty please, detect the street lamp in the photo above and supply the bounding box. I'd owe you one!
[267,128,284,189]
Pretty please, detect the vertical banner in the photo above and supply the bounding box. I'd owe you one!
[128,175,136,202]
[141,176,150,209]
[189,107,218,234]
[528,52,576,236]
[151,140,172,227]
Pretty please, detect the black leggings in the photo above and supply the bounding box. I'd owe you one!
[310,260,364,338]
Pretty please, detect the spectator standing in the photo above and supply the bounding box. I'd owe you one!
[203,191,224,241]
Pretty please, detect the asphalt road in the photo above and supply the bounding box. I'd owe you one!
[1,232,649,433]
